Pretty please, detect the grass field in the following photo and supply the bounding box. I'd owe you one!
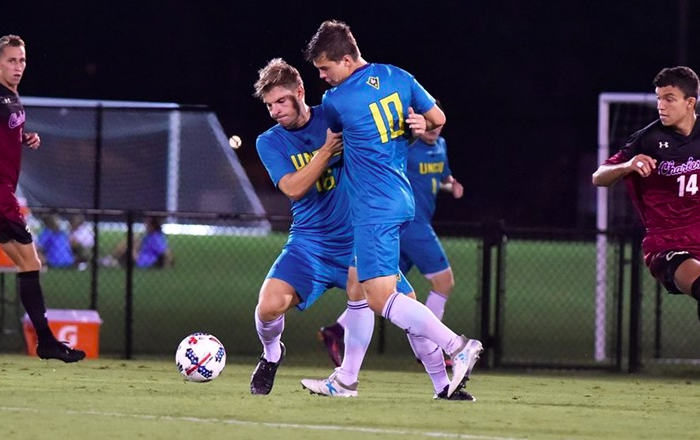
[1,354,699,440]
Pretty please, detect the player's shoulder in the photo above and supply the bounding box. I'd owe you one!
[372,63,412,77]
[630,119,664,139]
[256,124,283,151]
[0,83,16,98]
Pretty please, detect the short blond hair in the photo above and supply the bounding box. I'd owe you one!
[253,58,304,99]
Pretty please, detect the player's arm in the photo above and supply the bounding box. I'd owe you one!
[440,176,463,199]
[423,104,446,132]
[406,105,446,136]
[278,129,343,201]
[592,154,656,187]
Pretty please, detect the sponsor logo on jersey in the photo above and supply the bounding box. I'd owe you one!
[366,76,380,90]
[659,141,669,148]
[8,110,25,129]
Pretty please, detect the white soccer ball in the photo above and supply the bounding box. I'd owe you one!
[175,332,226,382]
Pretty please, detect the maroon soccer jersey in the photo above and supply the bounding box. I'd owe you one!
[605,117,700,262]
[0,83,26,224]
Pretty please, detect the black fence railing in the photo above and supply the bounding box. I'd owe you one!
[1,208,697,373]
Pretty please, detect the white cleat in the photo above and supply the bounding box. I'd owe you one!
[301,369,358,398]
[448,337,483,398]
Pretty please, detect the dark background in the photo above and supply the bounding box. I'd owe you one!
[2,1,697,228]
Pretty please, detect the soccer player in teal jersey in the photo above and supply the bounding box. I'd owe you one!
[399,124,464,314]
[303,20,482,399]
[318,123,469,395]
[251,58,416,397]
[320,124,464,367]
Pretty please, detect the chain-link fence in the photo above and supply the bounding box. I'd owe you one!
[2,210,697,371]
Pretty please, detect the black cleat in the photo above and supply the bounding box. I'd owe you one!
[36,340,86,363]
[318,324,344,368]
[434,384,476,402]
[250,342,285,395]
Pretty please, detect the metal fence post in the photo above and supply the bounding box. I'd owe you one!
[628,228,643,373]
[125,211,134,360]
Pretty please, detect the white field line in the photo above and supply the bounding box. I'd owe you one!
[0,405,528,440]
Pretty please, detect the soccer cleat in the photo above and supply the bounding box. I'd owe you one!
[36,340,86,363]
[447,336,483,398]
[318,324,344,368]
[250,342,285,395]
[434,384,476,402]
[300,368,358,397]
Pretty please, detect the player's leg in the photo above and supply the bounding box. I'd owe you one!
[425,269,454,320]
[1,221,85,363]
[401,223,454,321]
[649,250,700,325]
[670,256,700,324]
[250,277,297,395]
[357,223,482,398]
[302,266,367,397]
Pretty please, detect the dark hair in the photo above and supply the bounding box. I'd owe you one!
[253,58,304,99]
[653,66,700,101]
[304,20,359,63]
[0,34,25,56]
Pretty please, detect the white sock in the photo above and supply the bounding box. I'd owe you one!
[337,299,374,386]
[336,309,349,328]
[254,305,284,362]
[425,290,448,321]
[407,332,449,394]
[382,292,463,354]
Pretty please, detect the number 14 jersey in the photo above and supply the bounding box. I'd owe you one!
[605,117,700,258]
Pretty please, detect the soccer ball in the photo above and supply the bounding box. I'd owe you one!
[175,332,226,382]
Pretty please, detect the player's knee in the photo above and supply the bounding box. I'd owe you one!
[430,270,454,295]
[256,298,287,321]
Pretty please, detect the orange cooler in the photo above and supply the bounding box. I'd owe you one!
[22,309,102,358]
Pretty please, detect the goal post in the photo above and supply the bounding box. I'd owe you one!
[19,96,270,234]
[595,92,656,361]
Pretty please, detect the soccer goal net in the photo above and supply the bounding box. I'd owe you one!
[19,97,269,234]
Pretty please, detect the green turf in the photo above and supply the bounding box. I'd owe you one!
[1,354,699,440]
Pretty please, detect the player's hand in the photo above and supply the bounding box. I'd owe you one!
[628,154,656,178]
[323,129,343,156]
[406,107,426,136]
[22,132,41,149]
[450,176,464,199]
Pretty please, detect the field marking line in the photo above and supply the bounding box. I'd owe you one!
[0,405,527,440]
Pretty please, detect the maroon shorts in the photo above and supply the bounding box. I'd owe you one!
[0,184,32,244]
[647,249,697,295]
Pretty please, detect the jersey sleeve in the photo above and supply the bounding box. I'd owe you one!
[604,129,644,165]
[256,133,296,187]
[408,74,436,115]
[321,93,342,133]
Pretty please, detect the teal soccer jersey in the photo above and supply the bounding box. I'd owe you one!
[256,106,352,248]
[406,136,452,224]
[321,63,436,226]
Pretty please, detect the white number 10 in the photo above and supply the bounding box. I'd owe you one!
[677,174,698,197]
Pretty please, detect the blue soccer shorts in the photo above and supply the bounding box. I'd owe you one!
[354,222,405,282]
[399,221,450,276]
[266,241,353,311]
[349,254,414,294]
